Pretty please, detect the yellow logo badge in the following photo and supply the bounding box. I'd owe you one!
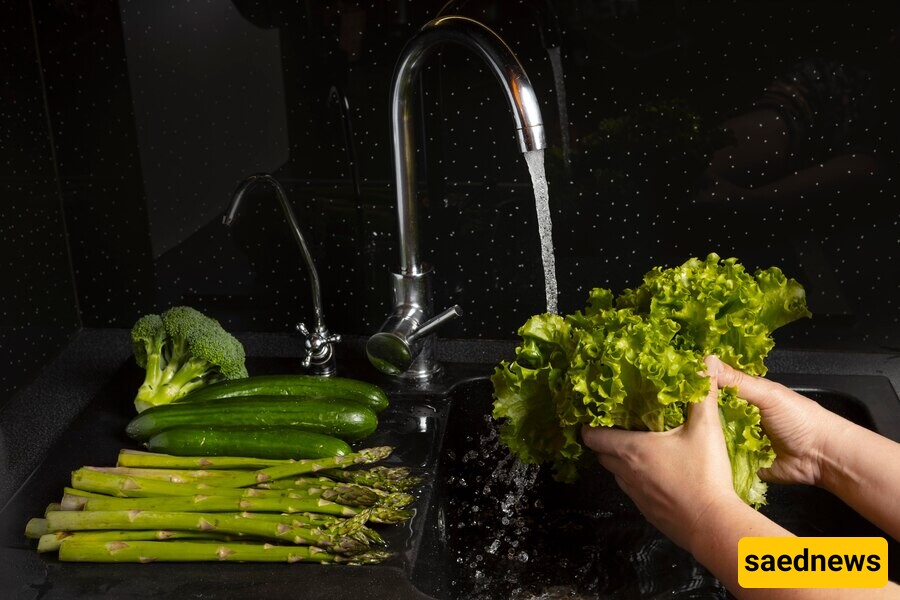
[738,537,888,588]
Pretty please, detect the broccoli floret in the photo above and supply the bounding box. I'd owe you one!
[130,306,248,412]
[131,313,165,376]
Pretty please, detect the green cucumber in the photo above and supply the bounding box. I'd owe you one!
[145,426,352,460]
[127,397,377,443]
[176,375,389,413]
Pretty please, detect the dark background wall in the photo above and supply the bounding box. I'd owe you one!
[3,0,899,399]
[1,2,81,396]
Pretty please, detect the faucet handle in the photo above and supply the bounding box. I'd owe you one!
[408,305,463,343]
[296,322,341,374]
[366,305,463,377]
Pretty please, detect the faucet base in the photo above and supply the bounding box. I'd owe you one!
[367,268,459,379]
[398,337,443,381]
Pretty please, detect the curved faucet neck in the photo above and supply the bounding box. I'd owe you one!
[223,173,325,331]
[368,16,544,379]
[390,15,546,276]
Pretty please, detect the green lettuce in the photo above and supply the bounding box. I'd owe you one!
[491,254,811,507]
[718,386,776,507]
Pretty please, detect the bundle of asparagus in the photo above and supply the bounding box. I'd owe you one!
[25,446,423,564]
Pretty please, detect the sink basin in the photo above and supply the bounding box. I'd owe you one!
[414,373,900,599]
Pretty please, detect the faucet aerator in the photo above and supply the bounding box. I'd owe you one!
[518,124,547,153]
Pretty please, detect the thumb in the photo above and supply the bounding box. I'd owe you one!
[686,371,720,429]
[704,355,788,412]
[581,423,644,457]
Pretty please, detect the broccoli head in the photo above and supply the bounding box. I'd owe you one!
[130,306,248,412]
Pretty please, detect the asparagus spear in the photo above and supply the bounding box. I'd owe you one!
[63,487,107,499]
[117,447,393,480]
[84,466,241,483]
[290,477,416,508]
[74,471,392,507]
[107,447,394,490]
[59,493,413,524]
[44,510,368,555]
[72,468,231,498]
[238,510,346,529]
[322,466,422,492]
[288,483,380,507]
[37,530,238,553]
[213,447,394,488]
[38,509,382,548]
[240,510,386,547]
[260,478,415,509]
[25,518,49,539]
[57,539,392,564]
[67,474,379,506]
[117,449,296,470]
[61,493,358,517]
[63,473,379,510]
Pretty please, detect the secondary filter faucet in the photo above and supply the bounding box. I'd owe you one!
[366,16,546,379]
[223,173,341,375]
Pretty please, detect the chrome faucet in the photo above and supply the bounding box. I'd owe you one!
[366,16,546,379]
[224,173,341,375]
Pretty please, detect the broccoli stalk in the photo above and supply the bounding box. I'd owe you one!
[131,315,167,407]
[130,307,248,413]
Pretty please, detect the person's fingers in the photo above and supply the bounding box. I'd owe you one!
[686,371,721,429]
[757,466,795,485]
[704,355,794,411]
[581,424,641,456]
[757,466,776,483]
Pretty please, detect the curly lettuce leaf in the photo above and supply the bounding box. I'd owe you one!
[491,314,586,482]
[491,254,810,507]
[563,303,708,432]
[617,253,810,376]
[754,266,813,332]
[718,386,776,508]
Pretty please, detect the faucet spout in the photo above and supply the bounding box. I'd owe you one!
[224,173,341,375]
[367,16,545,379]
[391,15,546,276]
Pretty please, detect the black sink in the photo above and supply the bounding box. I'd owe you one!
[412,374,900,599]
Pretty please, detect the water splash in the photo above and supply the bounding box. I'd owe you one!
[524,149,558,314]
[441,381,727,599]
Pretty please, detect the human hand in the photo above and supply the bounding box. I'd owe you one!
[704,355,844,487]
[581,359,744,554]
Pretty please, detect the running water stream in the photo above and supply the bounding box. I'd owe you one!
[524,149,558,315]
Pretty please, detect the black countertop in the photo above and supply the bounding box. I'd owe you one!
[1,328,899,599]
[0,330,525,508]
